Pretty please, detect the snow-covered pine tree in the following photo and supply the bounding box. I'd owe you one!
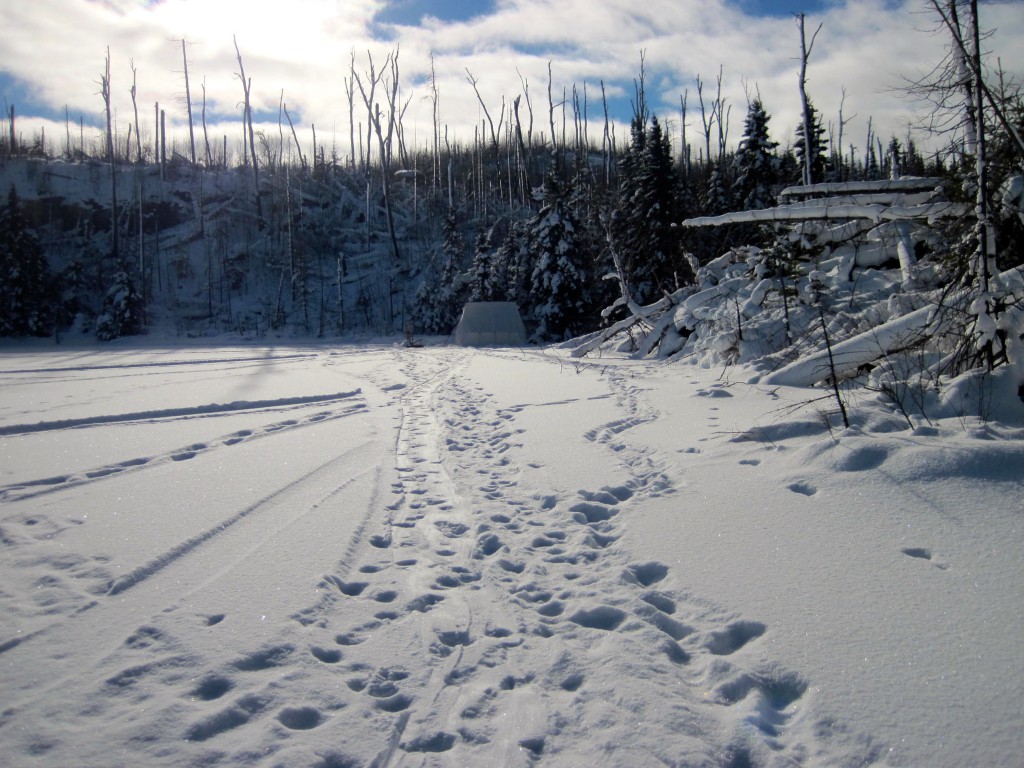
[502,220,533,314]
[468,230,498,302]
[732,98,779,211]
[794,100,829,184]
[57,251,91,332]
[414,207,466,334]
[529,162,586,341]
[0,185,53,336]
[94,261,143,341]
[612,114,691,305]
[701,161,732,217]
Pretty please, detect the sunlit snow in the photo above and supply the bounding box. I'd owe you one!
[1,340,1021,767]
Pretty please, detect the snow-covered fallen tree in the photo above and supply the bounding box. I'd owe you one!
[571,177,1024,422]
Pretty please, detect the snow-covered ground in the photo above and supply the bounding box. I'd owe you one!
[0,339,1021,767]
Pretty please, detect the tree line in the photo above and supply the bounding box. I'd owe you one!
[1,3,1021,351]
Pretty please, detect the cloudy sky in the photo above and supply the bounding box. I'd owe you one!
[1,0,1021,164]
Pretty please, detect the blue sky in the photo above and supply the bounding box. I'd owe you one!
[1,0,1021,160]
[373,0,836,26]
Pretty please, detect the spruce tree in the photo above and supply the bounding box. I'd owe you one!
[733,98,779,210]
[613,114,691,306]
[794,100,829,184]
[529,162,586,341]
[0,186,53,336]
[468,230,498,302]
[701,162,732,217]
[499,221,531,310]
[414,207,467,334]
[94,262,143,340]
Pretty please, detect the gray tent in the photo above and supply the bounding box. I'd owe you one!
[453,302,527,347]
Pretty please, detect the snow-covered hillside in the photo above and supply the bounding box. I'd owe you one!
[1,340,1021,767]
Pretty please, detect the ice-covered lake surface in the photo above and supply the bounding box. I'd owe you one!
[1,340,1021,767]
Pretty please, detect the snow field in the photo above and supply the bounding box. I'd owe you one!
[0,342,1020,767]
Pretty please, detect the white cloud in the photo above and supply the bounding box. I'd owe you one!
[1,0,1021,163]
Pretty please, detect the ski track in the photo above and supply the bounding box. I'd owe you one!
[0,436,386,731]
[0,398,367,503]
[0,349,829,766]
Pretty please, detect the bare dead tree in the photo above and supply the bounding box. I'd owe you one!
[160,106,167,177]
[634,51,649,128]
[233,36,263,224]
[6,103,13,156]
[283,102,306,172]
[277,89,285,170]
[925,0,1024,158]
[715,65,730,159]
[429,52,441,194]
[354,51,383,173]
[679,91,689,175]
[696,74,714,164]
[154,101,159,168]
[129,59,142,163]
[518,69,536,186]
[602,81,612,186]
[836,86,855,179]
[548,61,558,154]
[513,94,530,198]
[466,68,504,157]
[99,47,118,262]
[178,39,197,165]
[345,52,357,171]
[797,13,823,186]
[201,80,212,167]
[356,49,402,264]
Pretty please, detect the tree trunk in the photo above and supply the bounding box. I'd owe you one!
[181,39,196,165]
[797,14,822,186]
[102,47,119,264]
[130,61,142,164]
[234,36,263,225]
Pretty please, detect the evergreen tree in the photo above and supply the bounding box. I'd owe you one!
[498,220,531,309]
[612,114,692,305]
[468,230,499,302]
[701,161,732,217]
[794,100,829,184]
[57,253,90,331]
[865,143,880,180]
[902,137,927,176]
[414,207,466,334]
[886,136,902,178]
[94,262,143,340]
[0,186,53,336]
[733,98,779,210]
[529,163,586,341]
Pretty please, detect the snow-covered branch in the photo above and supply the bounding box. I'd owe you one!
[679,200,968,228]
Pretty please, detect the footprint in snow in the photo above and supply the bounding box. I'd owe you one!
[787,482,817,496]
[625,561,669,587]
[902,547,948,569]
[694,387,733,398]
[310,646,342,663]
[190,675,233,701]
[705,620,767,656]
[276,706,324,730]
[568,605,627,631]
